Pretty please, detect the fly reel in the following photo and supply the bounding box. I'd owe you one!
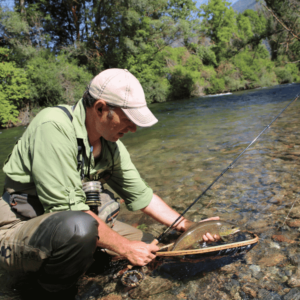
[121,269,144,287]
[82,181,102,214]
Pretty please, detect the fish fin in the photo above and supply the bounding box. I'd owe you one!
[221,236,228,242]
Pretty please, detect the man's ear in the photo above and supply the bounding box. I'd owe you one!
[94,99,106,115]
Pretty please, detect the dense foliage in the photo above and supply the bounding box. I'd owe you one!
[0,0,299,127]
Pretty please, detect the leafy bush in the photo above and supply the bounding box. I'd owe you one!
[224,75,246,91]
[275,65,300,84]
[275,67,293,84]
[0,95,19,127]
[27,51,92,107]
[168,66,195,100]
[285,63,300,82]
[0,48,30,127]
[206,77,225,94]
[230,48,278,89]
[140,77,170,103]
[259,71,278,87]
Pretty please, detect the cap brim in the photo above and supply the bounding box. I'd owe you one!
[121,106,158,127]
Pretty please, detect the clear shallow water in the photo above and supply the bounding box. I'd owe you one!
[119,83,300,217]
[1,83,300,299]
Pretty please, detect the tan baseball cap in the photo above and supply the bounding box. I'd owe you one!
[89,69,158,127]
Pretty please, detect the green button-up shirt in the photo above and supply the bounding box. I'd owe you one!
[3,100,153,213]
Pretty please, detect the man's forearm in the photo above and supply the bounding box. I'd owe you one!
[141,194,194,232]
[83,210,159,266]
[84,210,131,253]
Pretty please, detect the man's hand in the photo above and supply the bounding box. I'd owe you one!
[123,240,160,266]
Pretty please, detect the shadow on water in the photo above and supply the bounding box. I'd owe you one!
[155,254,247,281]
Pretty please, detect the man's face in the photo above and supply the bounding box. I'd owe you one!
[100,107,137,142]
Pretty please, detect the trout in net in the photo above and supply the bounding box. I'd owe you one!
[172,220,240,251]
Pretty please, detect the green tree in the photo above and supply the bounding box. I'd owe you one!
[0,6,92,111]
[21,0,198,71]
[199,0,237,62]
[263,0,300,62]
[229,9,269,59]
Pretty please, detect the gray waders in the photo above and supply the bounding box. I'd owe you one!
[0,194,153,292]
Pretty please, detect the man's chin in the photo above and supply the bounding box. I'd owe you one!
[111,136,120,142]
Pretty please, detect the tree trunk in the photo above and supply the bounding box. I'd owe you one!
[19,0,25,13]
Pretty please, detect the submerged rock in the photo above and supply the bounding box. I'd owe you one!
[128,276,172,299]
[249,265,261,276]
[283,288,300,300]
[258,289,281,300]
[287,219,300,228]
[288,274,300,288]
[289,254,300,265]
[242,284,257,298]
[272,235,296,244]
[258,253,287,267]
[289,208,300,219]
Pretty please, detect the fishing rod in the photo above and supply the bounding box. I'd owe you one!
[155,93,300,243]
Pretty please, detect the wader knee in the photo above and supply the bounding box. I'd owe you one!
[28,211,98,292]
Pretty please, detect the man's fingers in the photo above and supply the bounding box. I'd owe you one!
[149,244,160,253]
[214,234,219,240]
[199,216,220,223]
[202,233,220,242]
[205,232,215,241]
[148,253,156,260]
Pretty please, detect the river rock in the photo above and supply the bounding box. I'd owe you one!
[258,289,281,300]
[247,220,270,233]
[258,253,287,267]
[98,295,122,300]
[257,278,282,293]
[232,292,242,300]
[272,235,296,244]
[289,254,300,265]
[249,265,261,276]
[102,282,117,294]
[220,264,238,274]
[242,284,257,298]
[285,269,294,277]
[287,219,300,228]
[270,242,281,249]
[254,272,264,280]
[188,203,203,213]
[283,288,300,300]
[128,276,172,299]
[148,293,176,300]
[216,291,231,300]
[290,208,300,219]
[288,275,300,288]
[223,279,240,296]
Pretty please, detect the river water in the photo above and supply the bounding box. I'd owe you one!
[1,83,300,300]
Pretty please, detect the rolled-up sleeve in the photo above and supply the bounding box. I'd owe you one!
[30,121,89,213]
[106,141,153,211]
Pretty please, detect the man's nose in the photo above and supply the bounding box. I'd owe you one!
[129,122,137,132]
